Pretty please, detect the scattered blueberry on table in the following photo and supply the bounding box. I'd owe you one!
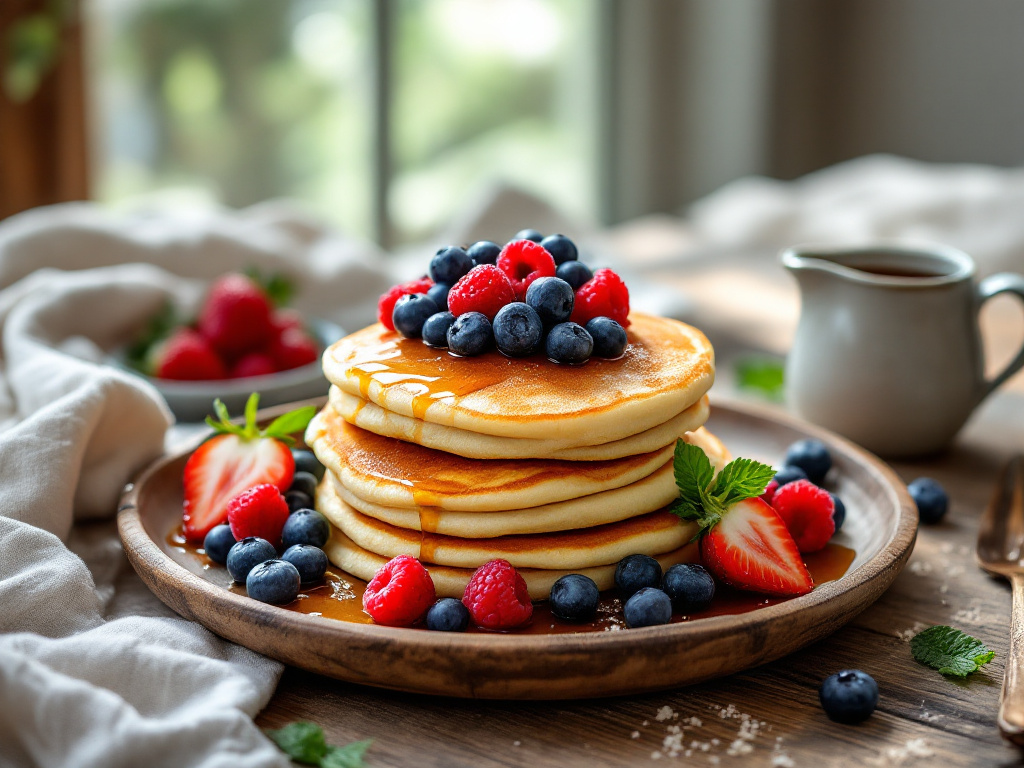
[908,477,948,524]
[819,670,879,723]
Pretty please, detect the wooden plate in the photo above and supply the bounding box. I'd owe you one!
[117,397,916,700]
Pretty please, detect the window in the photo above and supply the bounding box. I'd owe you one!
[85,0,599,245]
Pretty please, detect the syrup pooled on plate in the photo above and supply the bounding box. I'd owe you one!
[167,524,855,634]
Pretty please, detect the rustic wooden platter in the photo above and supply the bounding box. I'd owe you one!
[117,397,917,700]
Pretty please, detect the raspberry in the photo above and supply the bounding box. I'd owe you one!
[496,240,556,301]
[156,328,227,381]
[771,479,835,553]
[447,264,515,320]
[462,558,533,630]
[198,274,274,356]
[570,268,630,327]
[377,277,434,331]
[761,479,780,505]
[227,483,291,545]
[363,554,436,626]
[230,352,278,378]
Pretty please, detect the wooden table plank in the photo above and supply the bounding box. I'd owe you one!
[258,386,1024,767]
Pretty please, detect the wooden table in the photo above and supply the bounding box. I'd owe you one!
[258,245,1024,767]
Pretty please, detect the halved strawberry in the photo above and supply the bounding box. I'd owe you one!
[699,497,813,596]
[182,393,317,541]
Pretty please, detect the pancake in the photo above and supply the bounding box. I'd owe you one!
[319,483,696,570]
[323,313,715,443]
[325,426,731,537]
[307,407,675,512]
[329,386,711,460]
[325,529,698,599]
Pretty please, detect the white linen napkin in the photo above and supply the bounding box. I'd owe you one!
[0,203,390,768]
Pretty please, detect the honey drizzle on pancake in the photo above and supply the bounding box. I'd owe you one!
[168,525,856,633]
[414,491,442,563]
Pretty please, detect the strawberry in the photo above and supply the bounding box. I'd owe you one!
[669,440,813,597]
[270,327,320,370]
[229,352,278,378]
[182,393,317,541]
[156,328,227,381]
[198,274,274,357]
[699,498,813,596]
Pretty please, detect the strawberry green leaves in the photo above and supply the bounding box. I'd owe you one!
[669,440,775,535]
[205,392,316,446]
[910,625,995,678]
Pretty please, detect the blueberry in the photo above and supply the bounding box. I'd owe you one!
[774,464,808,488]
[491,302,543,358]
[556,260,593,290]
[546,322,593,365]
[289,470,319,499]
[447,312,493,357]
[624,587,673,628]
[819,670,879,723]
[540,234,578,265]
[425,598,470,632]
[908,477,948,524]
[281,544,328,584]
[203,524,236,565]
[467,240,501,266]
[831,493,846,532]
[514,228,543,243]
[429,246,473,285]
[615,554,663,599]
[662,564,715,613]
[292,449,324,481]
[285,489,313,513]
[427,282,451,309]
[585,317,627,359]
[422,311,456,348]
[392,293,440,339]
[549,574,600,622]
[282,508,331,548]
[525,277,574,327]
[246,559,301,605]
[226,537,277,583]
[785,439,832,484]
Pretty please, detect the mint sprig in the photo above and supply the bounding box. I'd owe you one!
[910,625,995,677]
[265,722,371,767]
[205,392,316,446]
[668,440,775,534]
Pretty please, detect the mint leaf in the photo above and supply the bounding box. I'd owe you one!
[322,740,373,768]
[245,267,296,308]
[711,457,776,508]
[735,356,785,401]
[910,625,995,677]
[265,406,318,441]
[266,721,328,765]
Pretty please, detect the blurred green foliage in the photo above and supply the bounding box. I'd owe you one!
[735,356,786,401]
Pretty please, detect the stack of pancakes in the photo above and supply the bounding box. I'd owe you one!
[306,313,722,599]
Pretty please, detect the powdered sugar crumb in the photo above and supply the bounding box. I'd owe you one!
[867,738,933,766]
[645,703,772,761]
[897,621,929,642]
[631,731,640,739]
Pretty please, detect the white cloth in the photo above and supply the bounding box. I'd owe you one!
[0,203,391,768]
[688,154,1024,275]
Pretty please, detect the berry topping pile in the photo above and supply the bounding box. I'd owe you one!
[376,231,630,365]
[130,272,322,382]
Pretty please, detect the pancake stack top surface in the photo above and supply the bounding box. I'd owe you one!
[307,312,721,599]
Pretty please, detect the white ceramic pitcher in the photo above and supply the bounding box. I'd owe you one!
[783,242,1024,457]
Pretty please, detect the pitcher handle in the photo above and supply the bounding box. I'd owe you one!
[979,273,1024,398]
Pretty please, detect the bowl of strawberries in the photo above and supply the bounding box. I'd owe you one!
[124,272,341,422]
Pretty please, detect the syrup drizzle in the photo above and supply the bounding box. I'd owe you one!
[166,525,855,635]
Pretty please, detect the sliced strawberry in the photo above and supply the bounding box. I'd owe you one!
[182,393,317,541]
[699,497,813,596]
